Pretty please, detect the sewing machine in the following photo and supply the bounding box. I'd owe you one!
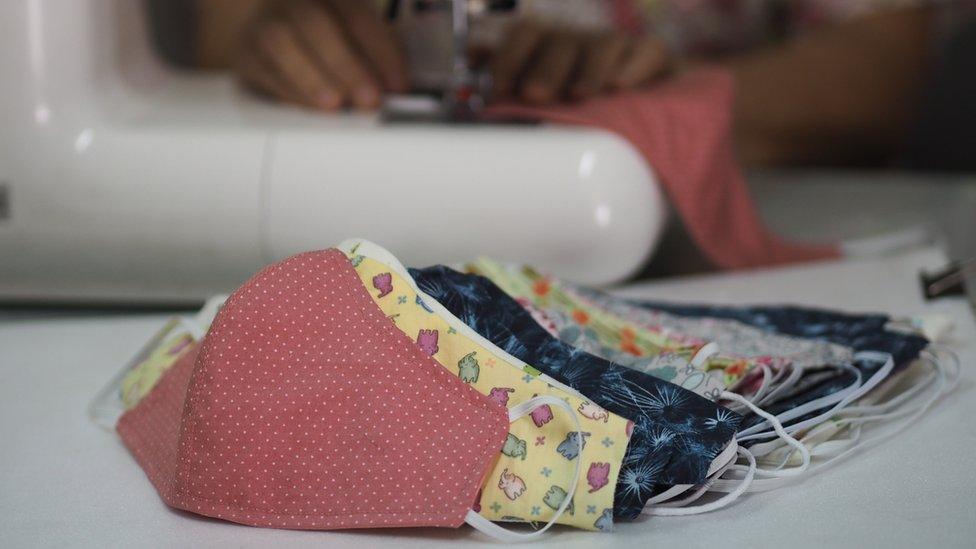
[0,0,666,303]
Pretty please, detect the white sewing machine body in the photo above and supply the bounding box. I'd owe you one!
[0,0,666,302]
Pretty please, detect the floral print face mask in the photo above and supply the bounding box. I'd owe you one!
[467,259,734,398]
[408,264,743,520]
[342,251,631,532]
[617,302,929,440]
[629,302,929,371]
[563,283,856,371]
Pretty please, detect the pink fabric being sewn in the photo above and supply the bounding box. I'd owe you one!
[117,249,509,530]
[487,68,840,270]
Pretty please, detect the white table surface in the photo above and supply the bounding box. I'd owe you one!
[2,245,974,548]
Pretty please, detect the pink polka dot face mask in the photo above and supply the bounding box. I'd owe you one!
[116,250,581,538]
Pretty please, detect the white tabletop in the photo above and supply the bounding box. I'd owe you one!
[2,245,973,548]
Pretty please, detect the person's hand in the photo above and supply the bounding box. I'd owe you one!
[489,21,670,104]
[235,0,408,111]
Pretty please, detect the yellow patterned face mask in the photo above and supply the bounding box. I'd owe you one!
[343,249,631,532]
[120,320,195,408]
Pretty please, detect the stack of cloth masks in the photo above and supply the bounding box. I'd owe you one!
[95,239,958,541]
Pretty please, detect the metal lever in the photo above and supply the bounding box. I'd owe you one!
[920,258,975,299]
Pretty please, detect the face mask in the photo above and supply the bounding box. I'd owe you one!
[523,283,929,458]
[89,295,228,430]
[341,250,631,532]
[615,301,933,456]
[629,302,929,372]
[338,239,820,517]
[116,249,585,541]
[467,259,730,399]
[407,263,744,519]
[564,282,855,371]
[119,320,196,409]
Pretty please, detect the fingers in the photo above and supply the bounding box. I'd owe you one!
[251,20,344,110]
[491,20,546,99]
[285,0,381,108]
[235,45,302,105]
[612,36,669,90]
[233,0,406,111]
[519,32,582,104]
[489,22,669,105]
[329,0,409,93]
[570,32,629,99]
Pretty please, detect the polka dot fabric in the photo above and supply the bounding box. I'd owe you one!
[117,249,510,531]
[486,69,839,270]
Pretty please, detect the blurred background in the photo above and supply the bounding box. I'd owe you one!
[1,0,974,313]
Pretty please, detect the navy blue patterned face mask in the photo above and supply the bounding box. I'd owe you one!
[409,266,743,520]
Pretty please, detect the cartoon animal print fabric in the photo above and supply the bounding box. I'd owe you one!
[344,252,629,531]
[467,259,732,397]
[417,329,440,356]
[410,265,743,520]
[117,249,510,531]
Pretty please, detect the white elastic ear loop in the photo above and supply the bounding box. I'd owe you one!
[465,395,584,542]
[655,456,737,508]
[192,294,229,332]
[757,363,805,406]
[177,317,208,341]
[645,446,756,516]
[646,438,739,505]
[740,352,895,446]
[689,342,719,369]
[721,392,811,476]
[749,362,884,456]
[747,363,774,404]
[711,348,956,493]
[749,353,893,448]
[738,362,864,439]
[727,363,773,413]
[642,389,809,515]
[839,366,938,417]
[774,347,960,466]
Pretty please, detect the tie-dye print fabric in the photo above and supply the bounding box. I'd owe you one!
[467,259,731,398]
[410,265,742,520]
[344,253,629,531]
